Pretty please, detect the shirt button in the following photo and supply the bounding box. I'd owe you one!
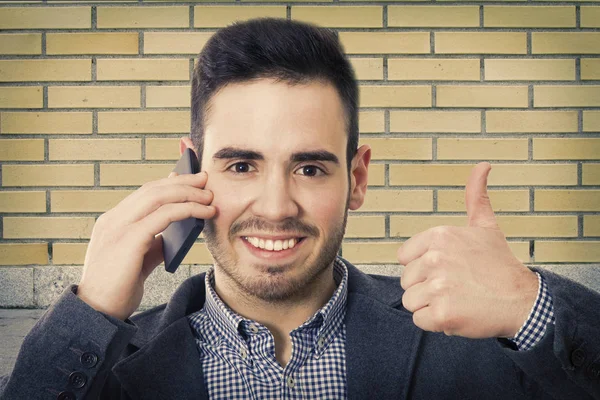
[287,376,295,388]
[250,324,259,334]
[240,347,248,360]
[80,352,98,368]
[317,337,325,349]
[69,371,87,389]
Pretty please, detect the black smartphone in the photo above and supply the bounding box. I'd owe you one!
[162,148,204,273]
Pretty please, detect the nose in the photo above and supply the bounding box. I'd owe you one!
[250,171,300,222]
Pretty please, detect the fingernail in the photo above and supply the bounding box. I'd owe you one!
[168,172,176,178]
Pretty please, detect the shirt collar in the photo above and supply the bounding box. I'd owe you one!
[201,257,348,353]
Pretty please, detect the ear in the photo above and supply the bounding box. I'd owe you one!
[348,144,371,210]
[179,136,197,157]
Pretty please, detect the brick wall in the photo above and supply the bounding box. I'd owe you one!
[0,0,599,308]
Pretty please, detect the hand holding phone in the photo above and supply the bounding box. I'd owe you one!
[162,148,205,273]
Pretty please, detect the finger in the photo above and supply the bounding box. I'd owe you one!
[117,182,213,225]
[400,250,440,290]
[141,234,164,280]
[412,306,441,333]
[402,281,431,313]
[132,201,216,239]
[465,162,499,230]
[396,229,433,267]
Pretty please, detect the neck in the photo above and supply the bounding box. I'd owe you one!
[213,263,337,366]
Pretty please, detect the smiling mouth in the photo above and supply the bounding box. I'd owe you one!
[242,236,306,252]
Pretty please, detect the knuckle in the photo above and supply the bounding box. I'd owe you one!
[425,250,443,266]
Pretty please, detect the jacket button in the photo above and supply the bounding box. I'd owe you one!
[571,349,586,367]
[57,392,76,400]
[586,363,600,380]
[69,371,87,389]
[80,352,98,368]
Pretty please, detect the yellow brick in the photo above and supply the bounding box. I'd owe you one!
[390,164,577,186]
[581,59,600,81]
[98,111,189,134]
[345,215,386,238]
[437,85,528,108]
[2,164,94,187]
[535,190,600,212]
[47,33,138,55]
[438,189,530,212]
[533,138,600,160]
[52,243,87,265]
[97,6,188,28]
[0,87,42,108]
[1,112,92,134]
[292,6,381,28]
[358,111,384,133]
[360,138,431,160]
[0,7,90,29]
[342,242,401,264]
[583,164,600,185]
[532,33,600,54]
[367,163,385,186]
[359,85,431,108]
[51,190,133,212]
[390,111,480,133]
[361,190,433,212]
[0,191,45,213]
[146,86,190,108]
[339,32,429,54]
[534,86,600,107]
[194,6,285,27]
[350,58,383,81]
[145,138,180,160]
[0,139,44,161]
[100,163,173,186]
[390,215,577,238]
[435,32,527,54]
[535,241,600,263]
[484,6,575,27]
[584,111,600,132]
[485,59,575,81]
[388,58,479,81]
[581,6,600,28]
[584,216,600,237]
[389,6,478,27]
[48,86,140,109]
[49,139,141,161]
[3,217,95,239]
[143,32,212,55]
[487,111,578,133]
[0,243,48,266]
[0,34,41,55]
[182,242,213,265]
[97,59,189,81]
[0,59,91,82]
[437,138,528,161]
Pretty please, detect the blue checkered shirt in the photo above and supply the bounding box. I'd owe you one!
[187,261,554,399]
[187,257,348,399]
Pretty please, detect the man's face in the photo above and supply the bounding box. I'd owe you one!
[200,78,351,302]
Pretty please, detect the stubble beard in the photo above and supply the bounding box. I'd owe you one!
[203,195,350,303]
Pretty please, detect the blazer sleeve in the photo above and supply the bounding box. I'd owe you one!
[499,269,600,400]
[0,285,137,400]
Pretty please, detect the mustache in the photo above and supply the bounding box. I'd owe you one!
[229,218,319,238]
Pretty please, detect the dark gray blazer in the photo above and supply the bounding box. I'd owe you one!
[1,258,599,399]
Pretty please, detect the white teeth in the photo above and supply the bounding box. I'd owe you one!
[245,237,300,252]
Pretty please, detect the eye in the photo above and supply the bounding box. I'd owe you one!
[295,165,325,177]
[227,162,255,174]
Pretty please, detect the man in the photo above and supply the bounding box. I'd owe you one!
[1,18,599,400]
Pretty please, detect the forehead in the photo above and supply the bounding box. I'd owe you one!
[202,78,347,159]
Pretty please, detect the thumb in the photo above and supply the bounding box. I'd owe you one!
[465,162,499,229]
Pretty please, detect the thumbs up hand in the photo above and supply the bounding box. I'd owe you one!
[398,162,539,339]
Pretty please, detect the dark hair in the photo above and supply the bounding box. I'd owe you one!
[191,17,359,172]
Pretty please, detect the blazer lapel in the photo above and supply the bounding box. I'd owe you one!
[112,317,209,400]
[344,260,423,400]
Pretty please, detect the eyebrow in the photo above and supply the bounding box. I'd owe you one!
[212,147,340,165]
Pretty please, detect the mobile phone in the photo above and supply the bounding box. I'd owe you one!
[162,148,204,273]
